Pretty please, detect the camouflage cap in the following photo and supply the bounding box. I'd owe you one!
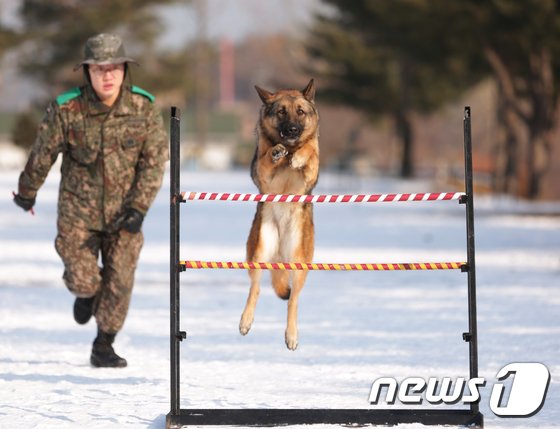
[74,33,138,71]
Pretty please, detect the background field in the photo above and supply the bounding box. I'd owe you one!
[1,168,558,428]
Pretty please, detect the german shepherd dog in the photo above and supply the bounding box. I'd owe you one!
[239,79,319,350]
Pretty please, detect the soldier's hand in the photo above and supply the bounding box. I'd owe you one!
[13,193,36,212]
[121,208,144,233]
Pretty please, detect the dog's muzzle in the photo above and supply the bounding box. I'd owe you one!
[279,122,303,144]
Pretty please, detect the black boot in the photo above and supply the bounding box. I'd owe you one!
[90,330,127,368]
[73,296,96,325]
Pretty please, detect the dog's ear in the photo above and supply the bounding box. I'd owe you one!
[302,79,315,103]
[255,85,274,104]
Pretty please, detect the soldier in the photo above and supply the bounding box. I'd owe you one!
[13,33,168,368]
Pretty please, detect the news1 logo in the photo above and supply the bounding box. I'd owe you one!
[369,363,550,417]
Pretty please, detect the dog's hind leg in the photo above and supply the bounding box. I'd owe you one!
[285,270,307,350]
[283,205,314,350]
[240,205,278,336]
[282,224,305,350]
[239,268,262,336]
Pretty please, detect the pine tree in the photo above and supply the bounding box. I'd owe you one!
[308,0,560,198]
[306,0,484,177]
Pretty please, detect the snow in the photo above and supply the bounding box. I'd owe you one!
[0,168,559,429]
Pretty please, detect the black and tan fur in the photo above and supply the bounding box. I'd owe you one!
[239,79,319,350]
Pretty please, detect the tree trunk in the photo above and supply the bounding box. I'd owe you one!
[396,57,414,178]
[523,48,556,199]
[395,108,413,178]
[493,82,520,194]
[485,46,557,199]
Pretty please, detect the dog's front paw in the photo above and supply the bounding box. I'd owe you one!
[271,144,288,163]
[285,328,298,351]
[290,153,306,170]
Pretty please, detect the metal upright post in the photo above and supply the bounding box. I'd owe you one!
[463,106,480,415]
[169,107,181,416]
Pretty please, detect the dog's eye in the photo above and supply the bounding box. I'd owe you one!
[277,109,286,117]
[297,108,306,116]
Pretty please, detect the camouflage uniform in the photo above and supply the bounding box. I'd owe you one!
[17,83,167,333]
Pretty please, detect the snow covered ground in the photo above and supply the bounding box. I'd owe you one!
[0,168,559,429]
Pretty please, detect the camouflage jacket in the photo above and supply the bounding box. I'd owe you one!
[18,84,168,231]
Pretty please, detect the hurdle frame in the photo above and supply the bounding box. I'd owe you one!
[166,107,483,428]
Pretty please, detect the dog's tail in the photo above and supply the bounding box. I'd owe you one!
[274,285,291,300]
[271,270,291,300]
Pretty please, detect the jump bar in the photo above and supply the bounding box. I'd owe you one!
[182,191,465,203]
[180,261,467,271]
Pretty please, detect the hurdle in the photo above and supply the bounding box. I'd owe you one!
[166,107,483,428]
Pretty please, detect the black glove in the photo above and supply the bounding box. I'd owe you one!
[120,208,144,233]
[13,193,35,212]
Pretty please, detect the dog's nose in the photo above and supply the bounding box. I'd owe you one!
[280,122,302,140]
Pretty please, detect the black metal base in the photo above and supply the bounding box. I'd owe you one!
[166,408,483,428]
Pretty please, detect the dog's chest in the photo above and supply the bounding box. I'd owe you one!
[267,162,306,195]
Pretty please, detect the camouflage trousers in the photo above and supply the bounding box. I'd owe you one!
[55,220,144,333]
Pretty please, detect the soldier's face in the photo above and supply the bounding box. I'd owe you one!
[88,63,125,107]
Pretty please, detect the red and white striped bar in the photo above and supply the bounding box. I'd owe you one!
[180,260,466,271]
[181,191,465,203]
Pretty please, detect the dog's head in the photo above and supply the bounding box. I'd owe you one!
[255,79,318,148]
